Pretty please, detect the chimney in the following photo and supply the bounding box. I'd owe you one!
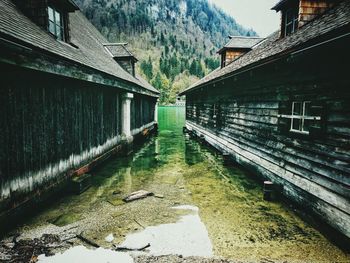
[272,0,336,37]
[103,43,137,77]
[217,36,264,68]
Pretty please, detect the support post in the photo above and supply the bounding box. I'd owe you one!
[121,92,134,156]
[121,92,134,139]
[263,181,274,201]
[154,99,159,123]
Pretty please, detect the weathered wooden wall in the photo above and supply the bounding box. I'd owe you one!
[225,50,244,63]
[222,50,247,68]
[185,33,350,238]
[0,63,154,212]
[131,93,156,132]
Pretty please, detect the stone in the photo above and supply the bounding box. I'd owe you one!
[105,234,114,243]
[123,190,154,202]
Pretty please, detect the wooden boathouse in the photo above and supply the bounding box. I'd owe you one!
[181,0,350,240]
[0,0,159,226]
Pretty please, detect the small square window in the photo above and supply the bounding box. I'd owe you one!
[278,101,322,136]
[290,101,312,134]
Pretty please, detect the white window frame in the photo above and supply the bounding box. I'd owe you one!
[48,6,64,41]
[285,8,299,36]
[278,101,321,135]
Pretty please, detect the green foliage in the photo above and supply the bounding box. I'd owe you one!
[189,59,205,78]
[75,0,257,105]
[205,57,220,71]
[140,56,153,80]
[151,72,171,104]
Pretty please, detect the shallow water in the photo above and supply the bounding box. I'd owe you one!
[121,205,212,257]
[23,106,349,262]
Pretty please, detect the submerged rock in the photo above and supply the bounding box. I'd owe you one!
[123,190,154,202]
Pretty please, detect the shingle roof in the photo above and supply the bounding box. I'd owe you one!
[183,0,350,94]
[0,0,158,94]
[104,44,137,59]
[217,36,264,54]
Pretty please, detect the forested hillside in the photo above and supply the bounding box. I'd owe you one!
[75,0,257,104]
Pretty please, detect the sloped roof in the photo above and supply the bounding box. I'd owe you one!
[182,0,350,94]
[104,43,137,60]
[0,0,158,95]
[217,36,264,54]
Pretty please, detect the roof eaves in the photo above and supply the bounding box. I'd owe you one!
[0,33,159,97]
[217,46,251,54]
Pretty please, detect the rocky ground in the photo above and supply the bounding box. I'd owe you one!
[134,255,237,263]
[0,233,73,262]
[0,233,242,263]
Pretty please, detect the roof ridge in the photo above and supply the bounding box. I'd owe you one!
[103,42,128,46]
[228,36,264,39]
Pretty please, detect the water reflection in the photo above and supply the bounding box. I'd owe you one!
[121,205,213,257]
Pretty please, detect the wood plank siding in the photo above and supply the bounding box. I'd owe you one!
[0,63,156,212]
[0,0,158,228]
[131,93,156,132]
[184,32,350,239]
[221,50,247,68]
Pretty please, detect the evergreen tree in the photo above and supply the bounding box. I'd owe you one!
[140,56,153,80]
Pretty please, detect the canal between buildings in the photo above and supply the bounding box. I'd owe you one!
[9,107,349,262]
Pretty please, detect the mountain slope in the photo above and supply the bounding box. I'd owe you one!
[75,0,257,104]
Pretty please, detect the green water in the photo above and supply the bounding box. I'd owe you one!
[22,106,349,262]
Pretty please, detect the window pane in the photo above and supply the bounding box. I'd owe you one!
[285,8,298,36]
[292,118,301,131]
[286,10,293,21]
[293,102,302,115]
[286,24,293,36]
[56,25,62,40]
[304,102,311,116]
[49,21,55,35]
[303,120,311,133]
[55,10,61,24]
[48,7,54,21]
